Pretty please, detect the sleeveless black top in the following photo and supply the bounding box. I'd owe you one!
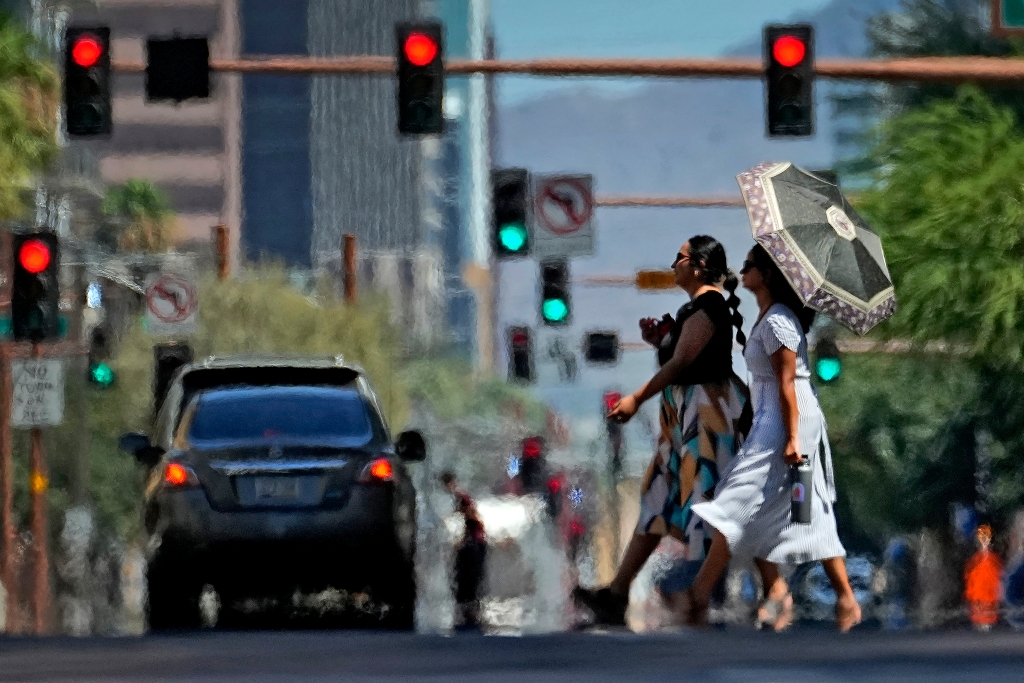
[657,290,734,386]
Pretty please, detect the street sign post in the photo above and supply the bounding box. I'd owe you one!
[145,272,198,336]
[531,174,595,258]
[11,359,64,428]
[993,0,1024,36]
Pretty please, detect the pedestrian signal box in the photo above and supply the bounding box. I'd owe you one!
[764,24,814,137]
[146,37,210,102]
[585,332,619,363]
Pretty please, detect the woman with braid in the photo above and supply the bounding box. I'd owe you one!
[573,235,754,627]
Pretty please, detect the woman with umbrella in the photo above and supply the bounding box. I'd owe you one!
[676,163,898,632]
[573,235,752,626]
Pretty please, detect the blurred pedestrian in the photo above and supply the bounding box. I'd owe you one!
[679,245,862,632]
[965,523,1003,630]
[440,472,487,630]
[572,235,752,626]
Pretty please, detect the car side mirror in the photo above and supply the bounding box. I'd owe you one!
[119,432,165,468]
[395,430,426,462]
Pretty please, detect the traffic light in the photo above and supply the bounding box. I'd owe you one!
[153,342,193,414]
[146,37,210,102]
[88,326,114,388]
[492,168,530,258]
[65,27,111,137]
[519,436,545,493]
[814,335,842,383]
[585,331,619,363]
[544,474,564,519]
[12,232,60,342]
[507,326,534,383]
[540,259,571,326]
[764,24,814,137]
[396,22,443,135]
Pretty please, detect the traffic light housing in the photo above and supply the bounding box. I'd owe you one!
[814,335,842,384]
[396,22,444,135]
[585,331,619,363]
[508,326,534,383]
[65,27,111,137]
[519,436,545,493]
[12,232,60,342]
[88,326,115,388]
[540,259,571,326]
[492,168,530,258]
[153,342,194,414]
[764,24,814,137]
[146,37,210,102]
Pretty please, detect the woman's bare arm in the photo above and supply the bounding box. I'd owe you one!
[770,346,802,465]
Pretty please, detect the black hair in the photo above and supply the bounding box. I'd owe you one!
[749,244,816,333]
[688,235,746,347]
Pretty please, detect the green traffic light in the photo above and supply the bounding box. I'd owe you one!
[498,222,528,253]
[815,357,842,383]
[89,362,115,387]
[542,298,569,323]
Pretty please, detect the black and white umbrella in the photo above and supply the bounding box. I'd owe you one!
[736,161,897,335]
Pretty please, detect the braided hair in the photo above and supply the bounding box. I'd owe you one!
[749,244,816,333]
[688,235,746,347]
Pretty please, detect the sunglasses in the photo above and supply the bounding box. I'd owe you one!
[672,252,691,267]
[740,259,757,274]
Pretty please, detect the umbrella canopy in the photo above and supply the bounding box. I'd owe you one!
[736,161,897,335]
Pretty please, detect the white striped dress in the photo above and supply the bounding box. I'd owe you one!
[691,304,846,565]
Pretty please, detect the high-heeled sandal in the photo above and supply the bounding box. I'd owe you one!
[756,591,794,632]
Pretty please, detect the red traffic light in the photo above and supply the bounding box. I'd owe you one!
[512,331,529,347]
[547,477,562,495]
[403,33,438,66]
[71,35,103,68]
[522,437,543,460]
[603,391,621,414]
[19,239,51,274]
[772,35,806,68]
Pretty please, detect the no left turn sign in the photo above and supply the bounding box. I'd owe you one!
[145,272,198,336]
[530,173,595,258]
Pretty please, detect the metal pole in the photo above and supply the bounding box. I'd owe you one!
[0,343,17,633]
[29,342,50,635]
[108,55,1024,84]
[343,234,357,304]
[596,195,746,207]
[213,225,229,281]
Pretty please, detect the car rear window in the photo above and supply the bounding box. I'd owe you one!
[187,386,374,446]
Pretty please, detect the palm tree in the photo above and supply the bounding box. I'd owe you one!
[101,179,175,252]
[0,11,58,220]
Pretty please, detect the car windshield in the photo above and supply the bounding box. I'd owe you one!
[187,386,374,446]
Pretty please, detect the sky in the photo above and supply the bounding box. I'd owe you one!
[490,0,834,104]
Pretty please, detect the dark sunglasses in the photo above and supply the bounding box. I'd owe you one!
[740,259,757,274]
[672,252,691,267]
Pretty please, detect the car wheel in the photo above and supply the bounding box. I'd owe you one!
[146,560,203,631]
[376,561,416,630]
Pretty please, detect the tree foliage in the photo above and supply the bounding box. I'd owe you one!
[101,179,175,252]
[0,11,57,219]
[856,87,1024,367]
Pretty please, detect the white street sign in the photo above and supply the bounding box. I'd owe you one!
[531,173,595,258]
[12,359,64,427]
[145,271,198,336]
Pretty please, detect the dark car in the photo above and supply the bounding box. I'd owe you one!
[119,355,425,630]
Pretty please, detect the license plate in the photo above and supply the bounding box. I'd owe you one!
[254,477,299,500]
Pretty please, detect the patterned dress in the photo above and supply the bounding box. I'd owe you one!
[635,292,751,561]
[692,303,846,564]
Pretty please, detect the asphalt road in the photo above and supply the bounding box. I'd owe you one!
[2,628,1024,682]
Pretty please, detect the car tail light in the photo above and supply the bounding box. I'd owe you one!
[360,457,394,483]
[164,462,198,488]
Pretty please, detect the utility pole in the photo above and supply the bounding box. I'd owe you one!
[29,341,50,635]
[213,225,229,281]
[343,233,357,304]
[0,342,16,633]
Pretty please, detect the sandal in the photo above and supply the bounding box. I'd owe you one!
[756,591,794,632]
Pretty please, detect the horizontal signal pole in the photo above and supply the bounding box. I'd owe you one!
[113,55,1024,83]
[596,195,744,207]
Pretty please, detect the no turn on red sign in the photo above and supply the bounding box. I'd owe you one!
[145,271,198,336]
[531,173,595,258]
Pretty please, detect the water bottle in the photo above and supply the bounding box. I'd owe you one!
[790,458,813,524]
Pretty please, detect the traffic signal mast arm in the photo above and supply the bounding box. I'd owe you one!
[111,55,1024,83]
